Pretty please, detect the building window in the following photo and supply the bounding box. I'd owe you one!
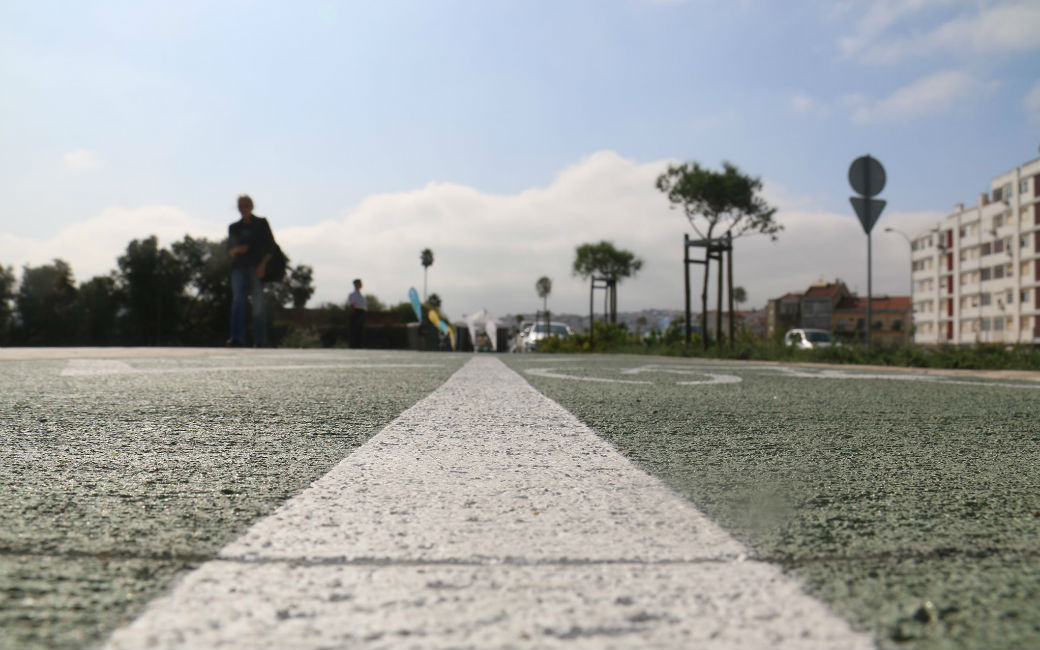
[993,214,1004,229]
[994,317,1005,331]
[980,267,991,281]
[981,293,992,306]
[993,265,1005,280]
[1007,290,1014,305]
[1022,179,1030,194]
[981,242,992,256]
[980,318,991,331]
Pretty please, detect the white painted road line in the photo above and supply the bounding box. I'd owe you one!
[103,356,873,650]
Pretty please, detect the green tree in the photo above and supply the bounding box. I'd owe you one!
[656,161,779,347]
[0,264,14,344]
[733,286,748,306]
[287,265,315,309]
[364,293,386,312]
[420,248,434,300]
[388,301,419,324]
[171,235,231,344]
[14,259,79,345]
[75,274,122,345]
[116,236,190,345]
[266,264,315,311]
[572,241,643,324]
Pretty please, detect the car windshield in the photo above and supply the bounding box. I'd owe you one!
[805,331,831,343]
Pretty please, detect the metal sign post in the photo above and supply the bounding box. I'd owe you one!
[849,155,887,348]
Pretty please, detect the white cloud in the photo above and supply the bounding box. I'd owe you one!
[788,92,829,116]
[850,69,992,123]
[62,150,101,172]
[841,1,1040,64]
[0,152,940,317]
[838,0,946,59]
[0,205,221,282]
[1025,80,1040,122]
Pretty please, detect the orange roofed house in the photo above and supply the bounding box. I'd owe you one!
[766,281,853,339]
[768,280,911,346]
[832,295,912,346]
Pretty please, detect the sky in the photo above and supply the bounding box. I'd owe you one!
[2,0,1039,319]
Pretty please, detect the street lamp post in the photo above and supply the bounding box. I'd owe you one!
[884,226,913,343]
[883,227,913,297]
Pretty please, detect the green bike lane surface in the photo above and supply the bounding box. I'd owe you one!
[503,355,1040,650]
[0,348,467,650]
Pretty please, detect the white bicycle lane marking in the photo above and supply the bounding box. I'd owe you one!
[525,362,1040,389]
[771,366,1040,388]
[526,364,743,386]
[103,356,871,650]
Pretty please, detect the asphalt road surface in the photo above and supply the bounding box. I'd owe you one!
[2,348,1037,649]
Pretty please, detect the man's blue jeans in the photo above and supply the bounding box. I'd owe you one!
[230,266,266,346]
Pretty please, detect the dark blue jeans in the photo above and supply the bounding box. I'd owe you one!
[230,266,266,346]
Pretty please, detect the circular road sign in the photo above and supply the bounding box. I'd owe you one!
[848,155,886,197]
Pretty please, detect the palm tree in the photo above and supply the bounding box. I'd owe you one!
[420,248,434,300]
[733,286,747,306]
[535,276,552,336]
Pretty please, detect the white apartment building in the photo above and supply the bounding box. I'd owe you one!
[912,156,1040,345]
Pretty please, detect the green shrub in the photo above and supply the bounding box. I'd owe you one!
[279,326,322,348]
[532,328,1040,371]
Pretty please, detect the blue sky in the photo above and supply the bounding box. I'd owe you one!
[2,0,1039,317]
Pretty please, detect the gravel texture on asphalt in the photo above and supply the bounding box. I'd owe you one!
[505,354,1040,650]
[103,356,870,650]
[0,349,465,650]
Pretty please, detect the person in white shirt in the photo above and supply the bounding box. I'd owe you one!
[347,278,367,348]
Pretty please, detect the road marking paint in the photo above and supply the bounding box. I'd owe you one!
[620,364,743,386]
[60,359,137,376]
[525,367,652,385]
[60,361,442,377]
[770,366,1040,388]
[523,361,1039,390]
[676,373,743,386]
[527,365,742,387]
[103,357,871,650]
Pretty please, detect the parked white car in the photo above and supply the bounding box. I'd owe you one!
[784,328,835,349]
[522,321,573,351]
